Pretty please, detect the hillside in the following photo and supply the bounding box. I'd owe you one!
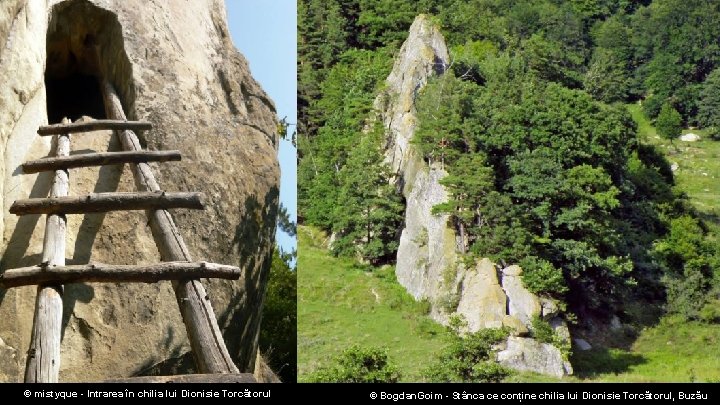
[297,226,450,382]
[298,0,720,381]
[299,228,720,383]
[297,103,720,384]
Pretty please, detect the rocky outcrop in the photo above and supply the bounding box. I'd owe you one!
[502,265,541,327]
[375,15,457,324]
[0,0,279,381]
[456,258,506,330]
[497,337,573,378]
[458,260,571,376]
[378,14,573,378]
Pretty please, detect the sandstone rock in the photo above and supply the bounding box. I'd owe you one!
[0,0,278,381]
[574,338,592,351]
[502,315,529,336]
[501,265,541,328]
[456,259,506,330]
[497,337,573,378]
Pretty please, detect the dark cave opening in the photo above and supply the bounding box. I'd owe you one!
[45,70,107,124]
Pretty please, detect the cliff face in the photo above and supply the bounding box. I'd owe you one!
[378,15,572,377]
[0,0,279,381]
[376,15,459,323]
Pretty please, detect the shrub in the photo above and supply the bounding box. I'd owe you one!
[308,346,401,383]
[520,257,568,296]
[423,328,510,382]
[530,316,555,344]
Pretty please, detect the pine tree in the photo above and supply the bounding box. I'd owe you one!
[332,126,404,264]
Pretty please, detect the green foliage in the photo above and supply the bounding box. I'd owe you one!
[522,33,585,88]
[655,216,715,321]
[530,316,555,344]
[699,300,720,323]
[584,48,628,102]
[423,328,511,382]
[259,250,297,382]
[331,127,404,264]
[308,345,401,383]
[520,257,568,296]
[299,0,720,341]
[416,73,642,310]
[299,48,392,229]
[698,68,720,132]
[656,103,683,142]
[276,203,296,237]
[450,40,498,84]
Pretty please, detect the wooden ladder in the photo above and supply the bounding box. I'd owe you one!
[1,82,255,383]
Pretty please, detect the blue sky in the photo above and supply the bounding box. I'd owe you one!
[226,1,297,255]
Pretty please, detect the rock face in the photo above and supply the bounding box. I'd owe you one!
[0,0,279,381]
[497,337,573,378]
[501,265,541,327]
[378,15,572,378]
[456,258,506,330]
[375,15,457,324]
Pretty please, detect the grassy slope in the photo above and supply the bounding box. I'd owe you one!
[297,226,450,382]
[297,105,720,382]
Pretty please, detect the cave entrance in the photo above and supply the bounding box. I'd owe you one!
[45,0,135,124]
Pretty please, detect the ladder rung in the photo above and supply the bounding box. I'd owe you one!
[10,191,204,215]
[100,373,257,383]
[38,120,152,136]
[22,150,182,173]
[0,261,241,288]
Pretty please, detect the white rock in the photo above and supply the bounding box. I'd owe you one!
[497,337,573,377]
[671,163,679,172]
[680,133,701,142]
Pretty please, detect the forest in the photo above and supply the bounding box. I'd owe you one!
[298,0,720,381]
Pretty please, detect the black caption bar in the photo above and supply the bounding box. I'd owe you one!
[2,383,718,402]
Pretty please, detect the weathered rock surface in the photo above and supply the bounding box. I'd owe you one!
[497,337,573,378]
[0,0,279,381]
[501,265,541,327]
[502,315,529,336]
[456,258,506,330]
[375,15,456,324]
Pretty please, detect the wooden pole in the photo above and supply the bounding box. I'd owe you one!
[1,261,242,288]
[24,118,71,383]
[10,191,205,215]
[100,80,240,374]
[22,150,182,174]
[38,119,152,135]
